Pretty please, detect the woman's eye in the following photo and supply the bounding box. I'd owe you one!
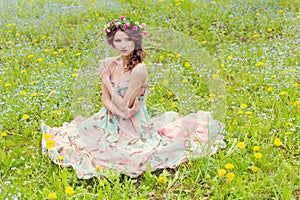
[115,39,121,42]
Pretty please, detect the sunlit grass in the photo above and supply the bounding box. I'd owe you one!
[0,0,299,199]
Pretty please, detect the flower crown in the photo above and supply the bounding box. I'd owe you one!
[104,16,148,36]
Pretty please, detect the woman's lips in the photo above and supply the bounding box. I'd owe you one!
[121,50,128,53]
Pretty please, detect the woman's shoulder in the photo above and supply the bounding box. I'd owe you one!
[132,62,147,74]
[101,56,118,66]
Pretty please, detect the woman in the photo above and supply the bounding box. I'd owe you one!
[41,16,225,179]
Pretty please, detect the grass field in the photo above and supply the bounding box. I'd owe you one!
[0,0,299,199]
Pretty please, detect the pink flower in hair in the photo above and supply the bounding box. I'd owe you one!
[143,31,148,36]
[104,29,111,33]
[116,24,119,28]
[123,22,130,29]
[132,26,138,31]
[109,22,113,26]
[135,22,139,25]
[114,19,117,22]
[141,23,146,28]
[120,16,125,21]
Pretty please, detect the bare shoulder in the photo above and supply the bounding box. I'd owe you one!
[102,57,116,66]
[132,62,147,75]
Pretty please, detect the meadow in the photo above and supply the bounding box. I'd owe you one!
[0,0,299,199]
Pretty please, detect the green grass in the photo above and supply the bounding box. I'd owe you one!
[0,0,299,199]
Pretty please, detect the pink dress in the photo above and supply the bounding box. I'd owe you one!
[41,56,225,179]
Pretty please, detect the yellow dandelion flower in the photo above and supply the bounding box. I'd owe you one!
[46,139,54,150]
[270,20,275,23]
[1,132,7,137]
[237,110,244,115]
[256,12,260,16]
[227,55,232,59]
[293,101,300,107]
[20,91,27,96]
[58,49,64,52]
[158,175,168,184]
[279,91,288,95]
[75,52,81,56]
[50,90,56,95]
[212,74,219,80]
[271,75,276,79]
[227,172,235,181]
[48,193,57,199]
[0,79,2,83]
[218,169,226,176]
[245,111,252,115]
[285,122,293,126]
[253,146,260,151]
[267,28,272,32]
[6,23,11,27]
[293,83,298,87]
[240,104,248,109]
[95,165,101,172]
[255,62,264,67]
[171,102,176,108]
[27,54,34,59]
[274,138,282,146]
[254,152,262,159]
[167,91,173,96]
[188,161,193,166]
[159,55,164,61]
[37,58,44,62]
[23,114,30,120]
[225,163,234,170]
[253,34,259,38]
[53,51,59,55]
[31,81,38,85]
[59,156,64,161]
[43,133,52,141]
[44,49,49,53]
[160,97,165,103]
[267,87,273,92]
[72,73,78,78]
[31,93,37,97]
[21,70,27,73]
[252,166,259,173]
[65,186,74,196]
[150,86,155,91]
[184,62,191,68]
[165,68,171,73]
[202,40,207,44]
[278,10,284,13]
[60,62,65,66]
[182,78,188,83]
[290,68,295,72]
[205,174,210,179]
[162,80,168,85]
[221,63,225,68]
[286,131,293,135]
[237,142,245,149]
[4,83,12,87]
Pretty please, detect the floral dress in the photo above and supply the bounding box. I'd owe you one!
[41,56,225,179]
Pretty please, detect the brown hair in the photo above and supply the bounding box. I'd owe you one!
[106,28,146,70]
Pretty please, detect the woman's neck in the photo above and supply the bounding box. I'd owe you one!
[121,52,133,68]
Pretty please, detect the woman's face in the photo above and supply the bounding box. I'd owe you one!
[113,30,135,56]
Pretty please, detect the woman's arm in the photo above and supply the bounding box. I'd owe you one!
[103,63,147,113]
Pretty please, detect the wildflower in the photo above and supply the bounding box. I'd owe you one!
[4,83,12,87]
[60,62,65,66]
[31,81,38,85]
[21,70,27,73]
[182,78,188,83]
[165,68,171,73]
[279,91,288,95]
[227,55,232,59]
[43,133,52,141]
[237,142,245,149]
[184,62,191,68]
[225,163,234,170]
[188,161,193,166]
[227,172,235,181]
[27,54,34,58]
[20,91,27,96]
[285,122,293,126]
[278,10,284,13]
[237,110,244,115]
[75,52,81,56]
[162,80,168,85]
[267,87,273,92]
[245,111,252,115]
[252,166,259,173]
[253,146,260,151]
[293,83,298,87]
[254,152,262,159]
[58,49,64,52]
[65,186,74,196]
[1,132,7,137]
[50,90,56,95]
[253,34,259,38]
[159,55,164,61]
[212,74,219,80]
[218,169,226,176]
[158,175,168,184]
[255,62,264,67]
[48,193,57,199]
[286,131,293,135]
[31,93,37,97]
[46,140,55,150]
[72,73,78,78]
[274,138,282,146]
[171,102,176,108]
[160,98,165,103]
[290,68,295,72]
[205,174,210,179]
[95,166,101,172]
[267,28,272,32]
[271,75,276,78]
[240,104,248,109]
[37,58,44,62]
[221,63,225,68]
[23,114,30,120]
[58,156,64,161]
[293,101,300,107]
